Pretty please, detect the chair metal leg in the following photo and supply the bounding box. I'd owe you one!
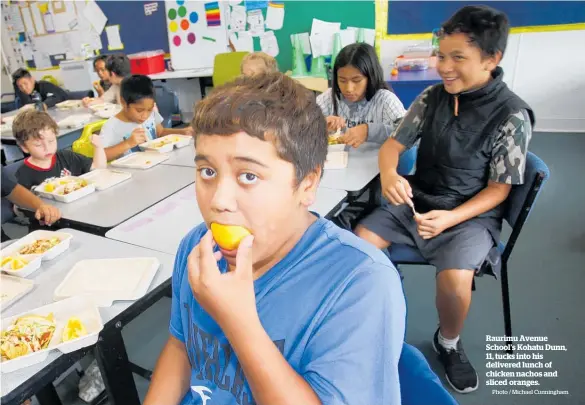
[500,261,513,354]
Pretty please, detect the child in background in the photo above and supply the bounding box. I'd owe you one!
[82,54,131,106]
[12,68,69,109]
[100,75,193,161]
[356,6,533,394]
[241,52,279,76]
[92,55,112,97]
[13,110,107,190]
[317,43,406,148]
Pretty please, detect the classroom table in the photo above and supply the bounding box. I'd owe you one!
[387,68,442,108]
[0,229,175,405]
[105,185,347,255]
[160,145,195,167]
[34,165,195,235]
[320,142,381,194]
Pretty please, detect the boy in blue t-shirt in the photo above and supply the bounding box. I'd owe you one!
[144,74,406,405]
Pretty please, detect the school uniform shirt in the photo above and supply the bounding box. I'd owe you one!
[16,80,69,108]
[317,88,406,144]
[171,218,406,405]
[16,150,93,190]
[100,110,163,154]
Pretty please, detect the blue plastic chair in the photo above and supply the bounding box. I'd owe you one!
[389,152,550,348]
[154,83,181,128]
[399,343,459,405]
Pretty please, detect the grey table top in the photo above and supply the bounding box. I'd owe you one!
[320,142,380,193]
[41,165,195,229]
[106,185,347,255]
[0,229,175,399]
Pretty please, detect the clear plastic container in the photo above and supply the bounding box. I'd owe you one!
[396,57,430,72]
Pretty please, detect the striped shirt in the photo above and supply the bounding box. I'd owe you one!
[317,89,406,144]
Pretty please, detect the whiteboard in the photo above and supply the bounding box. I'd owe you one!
[165,0,230,70]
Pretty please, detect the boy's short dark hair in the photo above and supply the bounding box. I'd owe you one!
[441,5,510,57]
[12,110,58,145]
[120,75,155,105]
[93,55,108,68]
[12,68,32,84]
[192,73,327,184]
[105,54,131,77]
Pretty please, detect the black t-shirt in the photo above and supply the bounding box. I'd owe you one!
[16,80,69,108]
[16,150,93,190]
[1,170,18,198]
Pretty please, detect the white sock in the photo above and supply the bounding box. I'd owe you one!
[438,330,460,351]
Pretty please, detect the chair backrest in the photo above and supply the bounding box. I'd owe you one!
[397,145,418,176]
[212,52,249,88]
[154,84,180,128]
[1,160,24,224]
[399,343,458,405]
[501,152,550,260]
[72,119,107,158]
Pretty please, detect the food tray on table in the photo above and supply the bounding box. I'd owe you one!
[33,176,96,203]
[1,230,73,263]
[1,254,42,278]
[0,296,103,373]
[88,102,116,113]
[324,151,348,170]
[138,134,192,153]
[57,114,94,129]
[0,274,35,310]
[55,100,82,110]
[80,169,132,191]
[54,257,160,307]
[92,104,121,119]
[110,151,169,169]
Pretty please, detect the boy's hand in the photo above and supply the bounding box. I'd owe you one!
[90,134,103,148]
[326,116,346,131]
[381,171,414,207]
[183,126,194,137]
[82,97,94,107]
[339,124,368,148]
[415,210,457,239]
[187,230,258,332]
[35,203,61,226]
[128,127,147,147]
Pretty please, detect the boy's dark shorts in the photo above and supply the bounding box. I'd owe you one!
[360,203,493,273]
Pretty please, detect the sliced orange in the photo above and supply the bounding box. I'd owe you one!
[210,223,252,251]
[62,317,88,342]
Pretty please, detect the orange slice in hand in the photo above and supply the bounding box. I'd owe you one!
[210,223,251,251]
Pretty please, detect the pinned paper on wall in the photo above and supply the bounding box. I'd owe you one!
[348,27,376,46]
[205,2,221,27]
[245,0,268,11]
[290,33,311,55]
[260,31,279,57]
[265,1,284,30]
[19,42,34,60]
[339,29,356,48]
[310,19,341,57]
[230,31,254,52]
[144,2,158,16]
[229,5,246,32]
[33,51,52,70]
[247,9,264,37]
[106,25,124,50]
[229,0,243,4]
[83,0,107,34]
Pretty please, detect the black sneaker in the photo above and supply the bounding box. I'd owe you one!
[432,329,479,393]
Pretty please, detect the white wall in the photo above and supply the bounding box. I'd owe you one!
[380,29,585,133]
